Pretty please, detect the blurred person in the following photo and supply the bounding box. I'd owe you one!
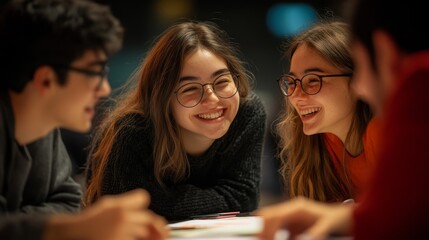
[85,20,267,221]
[256,0,429,239]
[0,0,167,239]
[275,21,377,202]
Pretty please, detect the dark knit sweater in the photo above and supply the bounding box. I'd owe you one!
[98,92,267,220]
[0,93,82,240]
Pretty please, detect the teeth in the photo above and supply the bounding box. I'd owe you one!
[300,107,321,116]
[198,110,223,119]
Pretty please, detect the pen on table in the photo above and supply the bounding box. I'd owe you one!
[191,211,240,219]
[169,225,209,230]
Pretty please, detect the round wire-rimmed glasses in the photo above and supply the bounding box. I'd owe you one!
[174,73,239,108]
[277,73,352,97]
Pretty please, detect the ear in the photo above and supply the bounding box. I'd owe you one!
[373,30,401,94]
[32,66,58,95]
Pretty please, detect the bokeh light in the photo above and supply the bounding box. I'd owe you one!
[267,3,317,38]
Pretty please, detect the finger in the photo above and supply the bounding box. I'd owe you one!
[259,219,284,240]
[149,213,169,239]
[137,211,169,239]
[302,219,331,240]
[256,198,320,239]
[305,205,353,238]
[126,211,168,239]
[103,189,151,209]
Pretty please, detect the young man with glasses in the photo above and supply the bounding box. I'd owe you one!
[0,0,167,239]
[273,21,378,203]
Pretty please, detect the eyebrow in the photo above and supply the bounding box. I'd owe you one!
[289,67,324,77]
[83,60,108,68]
[179,68,230,82]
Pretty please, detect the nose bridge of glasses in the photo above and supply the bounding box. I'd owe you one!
[284,78,305,97]
[202,83,220,100]
[293,79,306,94]
[201,82,215,91]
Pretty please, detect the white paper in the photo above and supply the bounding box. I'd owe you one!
[168,216,290,240]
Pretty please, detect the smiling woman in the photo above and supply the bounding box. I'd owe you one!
[274,21,378,203]
[84,20,267,221]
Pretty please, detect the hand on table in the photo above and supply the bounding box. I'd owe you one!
[255,197,354,240]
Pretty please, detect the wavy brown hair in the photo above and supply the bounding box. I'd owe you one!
[275,21,372,202]
[84,20,252,205]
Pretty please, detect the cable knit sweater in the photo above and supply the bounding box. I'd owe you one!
[96,92,266,221]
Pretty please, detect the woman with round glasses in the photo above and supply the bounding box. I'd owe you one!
[84,20,267,220]
[275,21,379,202]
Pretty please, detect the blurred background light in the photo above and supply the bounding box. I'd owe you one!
[266,3,317,38]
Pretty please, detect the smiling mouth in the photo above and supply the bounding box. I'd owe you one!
[198,110,224,119]
[300,107,321,117]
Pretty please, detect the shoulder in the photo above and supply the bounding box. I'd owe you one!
[238,92,267,120]
[116,113,151,132]
[363,117,381,143]
[227,92,267,137]
[114,113,153,143]
[362,117,381,155]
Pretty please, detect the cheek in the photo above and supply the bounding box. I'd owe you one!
[324,85,355,114]
[286,96,298,110]
[232,94,240,110]
[171,102,183,121]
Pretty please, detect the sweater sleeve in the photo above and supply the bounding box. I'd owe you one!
[101,94,267,220]
[0,215,47,240]
[20,130,82,214]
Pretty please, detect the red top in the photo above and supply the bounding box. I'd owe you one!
[323,117,380,200]
[353,52,429,239]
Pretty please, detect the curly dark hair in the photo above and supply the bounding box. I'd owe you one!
[0,0,124,92]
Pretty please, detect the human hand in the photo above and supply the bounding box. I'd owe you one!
[79,189,168,240]
[45,189,168,240]
[255,197,354,240]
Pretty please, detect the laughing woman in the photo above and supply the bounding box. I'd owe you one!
[84,20,267,221]
[275,21,379,202]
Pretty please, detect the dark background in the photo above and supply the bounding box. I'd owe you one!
[59,0,349,206]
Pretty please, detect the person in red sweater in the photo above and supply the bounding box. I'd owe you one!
[256,0,429,239]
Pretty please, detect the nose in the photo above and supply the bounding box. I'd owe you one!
[290,82,306,99]
[201,84,219,105]
[97,78,111,97]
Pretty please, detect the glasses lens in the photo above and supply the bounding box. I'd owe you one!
[279,76,295,96]
[301,74,322,95]
[176,83,204,107]
[213,74,238,98]
[176,73,238,108]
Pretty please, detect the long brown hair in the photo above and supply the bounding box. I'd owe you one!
[275,21,372,201]
[84,20,252,205]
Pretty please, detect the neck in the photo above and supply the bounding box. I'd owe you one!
[181,131,215,157]
[9,91,56,145]
[330,112,362,156]
[337,125,362,157]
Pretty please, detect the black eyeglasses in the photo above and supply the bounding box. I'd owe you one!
[54,65,109,90]
[174,73,239,108]
[277,73,352,96]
